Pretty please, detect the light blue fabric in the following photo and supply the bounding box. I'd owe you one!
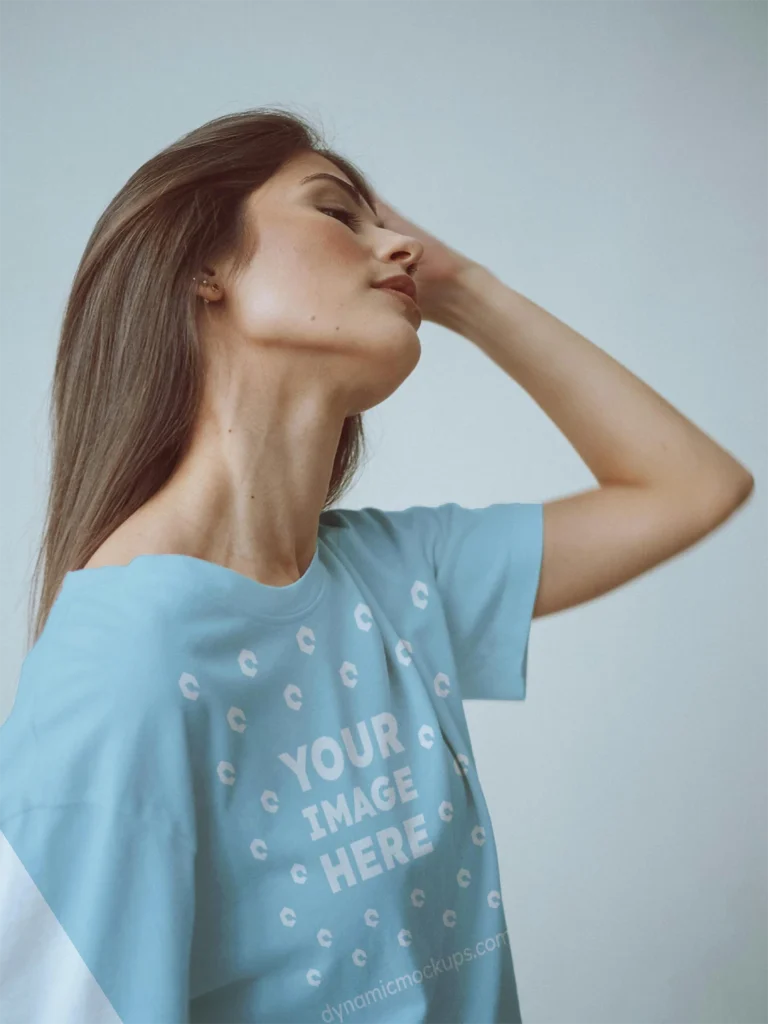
[0,501,543,1024]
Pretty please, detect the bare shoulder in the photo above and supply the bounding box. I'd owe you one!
[82,511,174,569]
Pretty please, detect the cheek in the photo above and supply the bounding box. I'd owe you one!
[252,229,360,304]
[233,279,353,351]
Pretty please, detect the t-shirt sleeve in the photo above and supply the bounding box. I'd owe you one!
[0,803,195,1024]
[425,501,544,701]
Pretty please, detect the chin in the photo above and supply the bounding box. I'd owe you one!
[353,335,422,413]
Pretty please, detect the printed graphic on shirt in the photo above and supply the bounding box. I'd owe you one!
[177,566,516,1024]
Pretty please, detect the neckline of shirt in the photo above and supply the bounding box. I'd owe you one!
[61,538,329,622]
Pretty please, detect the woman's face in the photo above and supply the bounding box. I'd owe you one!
[203,151,425,415]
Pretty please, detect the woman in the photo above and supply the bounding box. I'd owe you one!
[0,107,753,1024]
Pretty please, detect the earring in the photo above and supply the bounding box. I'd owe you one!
[193,275,218,305]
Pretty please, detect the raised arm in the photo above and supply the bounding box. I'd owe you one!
[434,263,753,618]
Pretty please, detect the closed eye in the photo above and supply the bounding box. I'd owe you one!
[320,206,363,230]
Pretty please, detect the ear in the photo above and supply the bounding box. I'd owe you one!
[192,270,221,305]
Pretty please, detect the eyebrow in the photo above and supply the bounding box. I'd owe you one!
[299,172,383,228]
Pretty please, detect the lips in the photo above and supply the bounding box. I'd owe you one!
[372,274,418,302]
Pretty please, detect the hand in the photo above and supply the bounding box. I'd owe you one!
[373,193,481,325]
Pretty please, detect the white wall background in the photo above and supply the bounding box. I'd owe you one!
[1,2,765,1022]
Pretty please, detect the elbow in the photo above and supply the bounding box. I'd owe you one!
[693,469,755,527]
[723,469,755,506]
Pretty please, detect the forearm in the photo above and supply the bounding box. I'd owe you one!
[435,263,754,497]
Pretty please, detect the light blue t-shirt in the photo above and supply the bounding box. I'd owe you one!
[0,500,543,1024]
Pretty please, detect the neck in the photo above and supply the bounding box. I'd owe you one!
[127,378,347,586]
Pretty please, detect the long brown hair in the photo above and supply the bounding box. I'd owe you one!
[26,107,377,652]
